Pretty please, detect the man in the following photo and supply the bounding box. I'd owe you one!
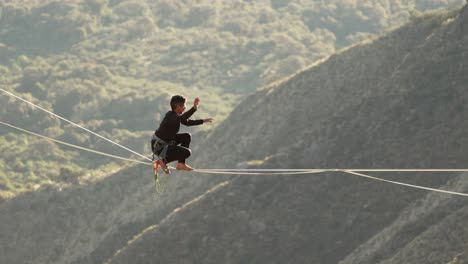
[151,95,213,173]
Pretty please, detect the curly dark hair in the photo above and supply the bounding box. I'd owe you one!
[170,95,186,110]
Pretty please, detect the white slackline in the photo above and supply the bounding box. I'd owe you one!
[3,89,468,197]
[0,88,152,161]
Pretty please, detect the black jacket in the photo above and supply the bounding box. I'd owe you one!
[155,107,203,142]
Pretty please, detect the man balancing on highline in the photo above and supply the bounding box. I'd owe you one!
[151,95,213,173]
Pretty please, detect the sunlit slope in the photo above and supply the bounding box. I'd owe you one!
[0,162,228,264]
[1,2,468,264]
[112,5,468,264]
[0,0,464,197]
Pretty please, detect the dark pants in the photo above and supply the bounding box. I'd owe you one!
[165,133,192,164]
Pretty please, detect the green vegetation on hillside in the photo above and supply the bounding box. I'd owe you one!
[0,0,464,198]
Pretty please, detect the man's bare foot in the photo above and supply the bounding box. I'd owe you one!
[176,162,194,171]
[157,159,171,174]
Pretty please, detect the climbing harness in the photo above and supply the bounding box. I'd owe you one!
[151,134,174,194]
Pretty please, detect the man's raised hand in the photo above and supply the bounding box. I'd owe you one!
[194,97,200,109]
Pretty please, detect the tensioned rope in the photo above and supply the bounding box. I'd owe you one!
[343,170,468,197]
[0,88,152,162]
[193,169,326,175]
[0,119,320,175]
[193,168,468,172]
[3,118,468,197]
[0,120,152,165]
[2,89,468,197]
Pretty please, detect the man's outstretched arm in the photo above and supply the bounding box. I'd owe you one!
[181,97,214,126]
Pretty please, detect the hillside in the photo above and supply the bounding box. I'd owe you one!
[339,174,468,264]
[0,0,465,198]
[110,4,468,264]
[1,2,468,264]
[0,162,228,264]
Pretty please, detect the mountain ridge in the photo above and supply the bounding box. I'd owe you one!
[2,3,468,264]
[112,4,468,264]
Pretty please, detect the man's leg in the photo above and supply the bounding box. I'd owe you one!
[172,133,194,170]
[174,133,191,148]
[165,145,193,170]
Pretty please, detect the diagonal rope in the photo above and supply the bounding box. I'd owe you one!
[2,89,468,197]
[336,169,468,172]
[2,117,468,196]
[0,120,152,165]
[0,88,152,161]
[342,170,468,197]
